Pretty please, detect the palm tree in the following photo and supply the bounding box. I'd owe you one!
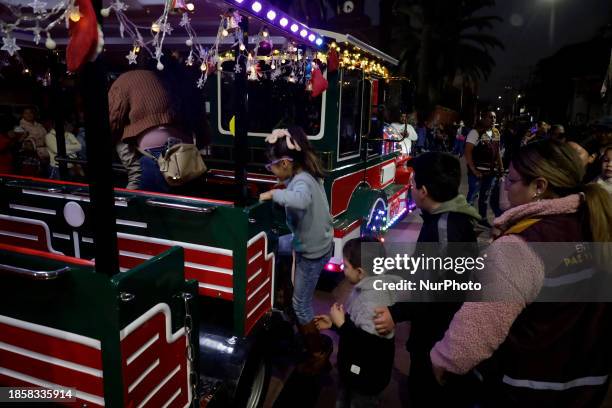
[390,0,503,111]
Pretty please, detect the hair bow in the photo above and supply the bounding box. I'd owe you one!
[265,128,302,151]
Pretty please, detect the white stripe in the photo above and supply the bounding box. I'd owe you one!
[0,367,104,405]
[127,334,159,366]
[119,267,129,273]
[184,262,233,275]
[136,365,181,408]
[0,315,101,350]
[73,231,80,258]
[0,341,102,377]
[247,231,275,309]
[116,219,148,229]
[247,294,270,319]
[128,359,160,394]
[82,237,94,243]
[118,232,232,257]
[502,374,609,391]
[0,215,62,254]
[247,268,263,284]
[120,303,186,342]
[120,250,151,260]
[198,282,233,294]
[9,204,56,215]
[52,232,71,240]
[543,268,596,287]
[161,388,182,408]
[248,251,262,265]
[22,189,90,203]
[247,277,271,302]
[0,229,38,241]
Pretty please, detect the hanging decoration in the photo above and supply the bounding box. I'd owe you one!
[1,0,78,56]
[309,63,328,98]
[66,0,103,72]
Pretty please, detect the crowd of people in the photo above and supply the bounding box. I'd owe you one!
[0,106,85,179]
[257,113,611,408]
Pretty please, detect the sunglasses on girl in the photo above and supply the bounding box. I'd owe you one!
[265,157,293,172]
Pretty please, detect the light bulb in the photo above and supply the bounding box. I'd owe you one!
[200,63,207,72]
[101,7,110,17]
[69,8,81,22]
[262,30,269,37]
[45,36,56,50]
[151,22,161,33]
[186,39,193,47]
[157,61,164,70]
[271,64,276,69]
[222,29,229,37]
[239,44,246,51]
[186,2,195,11]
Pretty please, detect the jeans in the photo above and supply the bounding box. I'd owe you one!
[467,172,502,220]
[116,138,181,193]
[336,384,382,408]
[293,245,332,325]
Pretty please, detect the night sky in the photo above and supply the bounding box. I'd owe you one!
[478,0,612,100]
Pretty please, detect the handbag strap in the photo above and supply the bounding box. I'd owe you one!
[137,147,157,160]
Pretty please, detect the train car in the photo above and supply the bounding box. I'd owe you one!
[0,0,412,406]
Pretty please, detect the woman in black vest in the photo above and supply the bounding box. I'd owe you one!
[430,140,612,407]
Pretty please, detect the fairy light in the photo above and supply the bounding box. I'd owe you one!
[186,2,195,11]
[151,22,161,33]
[222,28,229,37]
[69,7,81,22]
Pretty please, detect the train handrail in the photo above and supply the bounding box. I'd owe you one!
[145,199,216,213]
[0,263,70,280]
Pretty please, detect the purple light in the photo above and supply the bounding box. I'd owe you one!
[279,17,288,27]
[266,10,276,20]
[315,38,323,46]
[290,23,298,32]
[235,0,244,3]
[299,29,307,38]
[251,1,262,12]
[308,33,315,42]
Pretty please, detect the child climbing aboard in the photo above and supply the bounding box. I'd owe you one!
[315,237,400,408]
[259,126,334,374]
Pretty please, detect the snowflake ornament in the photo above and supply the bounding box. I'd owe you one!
[185,53,194,66]
[160,22,173,35]
[234,63,242,74]
[1,36,21,57]
[197,74,206,89]
[111,0,128,11]
[28,0,47,15]
[179,13,191,27]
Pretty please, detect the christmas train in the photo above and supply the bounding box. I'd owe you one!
[0,0,414,406]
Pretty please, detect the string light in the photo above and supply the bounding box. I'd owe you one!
[186,2,195,11]
[69,6,81,22]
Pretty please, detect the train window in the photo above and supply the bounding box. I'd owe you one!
[361,80,371,137]
[338,69,363,158]
[218,65,323,137]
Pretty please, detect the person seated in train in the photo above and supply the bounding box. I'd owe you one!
[389,107,418,156]
[45,121,83,180]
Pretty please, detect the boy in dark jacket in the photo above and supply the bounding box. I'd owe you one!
[373,152,481,407]
[315,237,401,407]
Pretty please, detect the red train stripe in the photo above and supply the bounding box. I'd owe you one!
[184,267,233,288]
[198,287,233,301]
[0,323,101,369]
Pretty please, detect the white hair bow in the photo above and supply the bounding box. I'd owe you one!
[265,128,302,151]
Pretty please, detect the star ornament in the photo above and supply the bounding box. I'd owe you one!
[1,36,21,57]
[126,50,137,65]
[28,0,47,14]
